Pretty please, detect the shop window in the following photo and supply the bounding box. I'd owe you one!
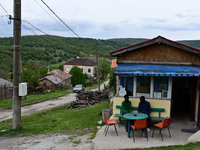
[88,68,91,73]
[126,77,134,96]
[136,76,150,98]
[154,77,168,99]
[119,76,125,88]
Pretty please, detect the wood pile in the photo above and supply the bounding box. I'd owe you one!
[65,90,109,109]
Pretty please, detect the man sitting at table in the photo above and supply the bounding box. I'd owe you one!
[122,94,132,129]
[122,94,132,115]
[138,96,151,131]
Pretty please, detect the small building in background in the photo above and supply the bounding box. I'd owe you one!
[0,78,13,87]
[40,69,72,90]
[111,59,117,68]
[62,57,96,77]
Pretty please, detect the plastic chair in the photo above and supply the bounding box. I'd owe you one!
[152,117,171,141]
[131,119,148,142]
[103,113,118,137]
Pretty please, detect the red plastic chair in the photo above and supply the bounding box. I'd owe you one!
[131,119,148,142]
[152,117,171,141]
[103,113,118,136]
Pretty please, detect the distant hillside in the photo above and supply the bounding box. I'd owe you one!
[1,36,200,71]
[177,40,200,49]
[108,38,148,45]
[0,35,130,71]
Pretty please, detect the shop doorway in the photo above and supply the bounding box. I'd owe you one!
[171,77,196,121]
[172,77,192,114]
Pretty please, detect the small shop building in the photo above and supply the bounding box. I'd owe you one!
[109,36,200,129]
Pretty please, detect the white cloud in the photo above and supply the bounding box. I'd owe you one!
[0,0,200,40]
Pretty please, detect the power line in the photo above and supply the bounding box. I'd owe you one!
[33,0,73,37]
[0,3,9,15]
[22,20,102,58]
[21,23,38,35]
[41,0,81,39]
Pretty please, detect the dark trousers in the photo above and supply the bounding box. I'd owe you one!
[147,114,151,128]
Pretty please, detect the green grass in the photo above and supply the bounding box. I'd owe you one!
[0,89,70,109]
[85,79,107,90]
[126,142,200,150]
[50,63,61,69]
[0,99,109,137]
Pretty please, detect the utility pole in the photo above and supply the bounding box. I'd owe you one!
[96,42,100,91]
[13,0,21,129]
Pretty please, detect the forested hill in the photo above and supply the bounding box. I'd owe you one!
[0,35,200,71]
[107,38,148,45]
[0,35,130,71]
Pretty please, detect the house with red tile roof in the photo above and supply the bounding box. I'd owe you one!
[62,58,96,77]
[40,69,72,89]
[110,36,200,129]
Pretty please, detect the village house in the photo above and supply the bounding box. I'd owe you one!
[110,36,200,129]
[62,57,96,77]
[111,59,117,68]
[40,69,72,89]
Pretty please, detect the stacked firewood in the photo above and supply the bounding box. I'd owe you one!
[65,90,109,109]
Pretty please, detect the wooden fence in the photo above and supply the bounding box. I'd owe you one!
[0,84,13,100]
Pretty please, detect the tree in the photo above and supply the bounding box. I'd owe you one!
[69,66,86,87]
[109,68,116,88]
[21,64,39,88]
[0,70,9,79]
[38,66,48,77]
[98,58,111,79]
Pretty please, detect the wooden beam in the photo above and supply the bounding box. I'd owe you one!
[116,76,119,96]
[118,61,200,66]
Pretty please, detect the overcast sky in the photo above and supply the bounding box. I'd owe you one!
[1,0,200,40]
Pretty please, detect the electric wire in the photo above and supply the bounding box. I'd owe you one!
[39,0,105,59]
[41,0,81,39]
[0,2,107,59]
[0,3,9,15]
[22,20,101,58]
[33,0,73,36]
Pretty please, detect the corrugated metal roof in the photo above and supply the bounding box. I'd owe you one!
[114,64,200,77]
[41,76,62,85]
[0,78,13,87]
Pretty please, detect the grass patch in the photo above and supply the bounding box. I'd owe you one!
[73,139,81,144]
[0,90,70,109]
[0,99,109,137]
[76,131,85,136]
[85,79,107,90]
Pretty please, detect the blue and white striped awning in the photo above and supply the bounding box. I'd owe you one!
[114,64,200,77]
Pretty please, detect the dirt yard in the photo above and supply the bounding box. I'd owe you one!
[0,129,94,150]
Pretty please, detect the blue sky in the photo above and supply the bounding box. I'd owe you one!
[1,0,200,40]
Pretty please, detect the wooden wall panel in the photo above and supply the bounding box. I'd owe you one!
[117,44,200,63]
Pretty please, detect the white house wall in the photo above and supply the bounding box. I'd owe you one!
[64,65,95,76]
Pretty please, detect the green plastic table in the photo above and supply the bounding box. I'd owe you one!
[123,113,148,138]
